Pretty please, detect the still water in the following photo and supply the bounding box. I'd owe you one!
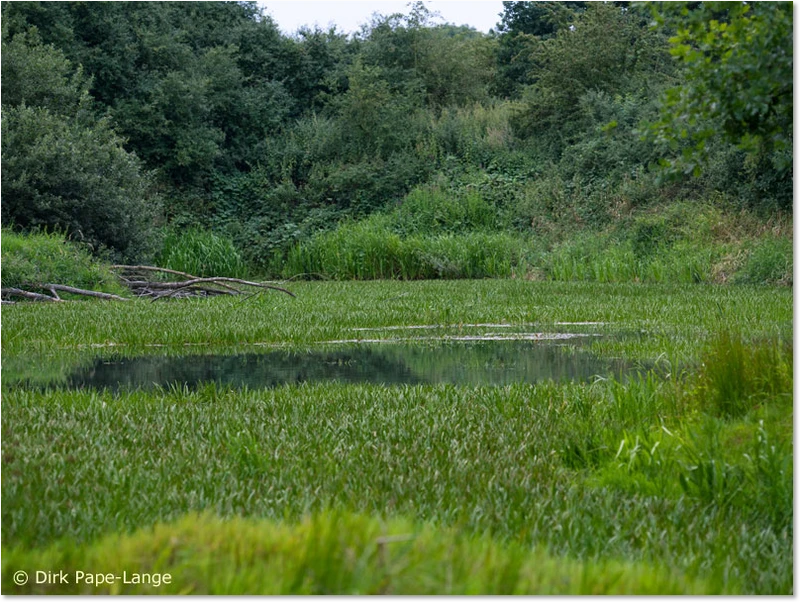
[47,337,636,392]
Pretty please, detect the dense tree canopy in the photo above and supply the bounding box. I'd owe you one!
[649,2,792,176]
[0,1,792,264]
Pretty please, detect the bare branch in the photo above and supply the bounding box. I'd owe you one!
[140,277,296,297]
[43,284,129,301]
[2,287,60,302]
[109,264,199,280]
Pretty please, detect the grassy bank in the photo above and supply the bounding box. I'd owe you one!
[1,229,126,296]
[2,511,723,594]
[280,191,792,284]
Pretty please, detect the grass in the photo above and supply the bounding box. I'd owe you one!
[1,281,791,362]
[2,510,723,594]
[0,228,127,296]
[1,280,793,594]
[2,376,792,593]
[156,227,248,278]
[284,217,527,280]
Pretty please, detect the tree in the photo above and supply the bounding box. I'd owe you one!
[1,25,160,261]
[649,2,793,177]
[492,1,586,98]
[511,2,671,151]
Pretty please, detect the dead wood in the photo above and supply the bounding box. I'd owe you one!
[143,276,295,297]
[110,264,198,280]
[3,266,295,303]
[43,284,129,301]
[2,287,61,302]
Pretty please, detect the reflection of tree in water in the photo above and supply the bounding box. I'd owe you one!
[63,341,636,392]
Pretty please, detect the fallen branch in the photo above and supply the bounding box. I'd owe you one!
[1,287,61,302]
[144,276,295,297]
[110,264,199,280]
[148,285,239,301]
[43,284,129,301]
[2,267,296,303]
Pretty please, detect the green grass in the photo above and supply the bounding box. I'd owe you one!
[1,229,127,296]
[2,377,792,593]
[735,235,793,285]
[1,281,791,362]
[284,217,528,280]
[156,227,248,278]
[1,281,793,594]
[2,510,724,594]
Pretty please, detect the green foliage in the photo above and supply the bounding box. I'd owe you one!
[3,510,721,595]
[649,2,793,178]
[156,228,247,278]
[333,59,424,160]
[691,330,792,419]
[0,229,126,296]
[0,27,90,115]
[512,3,672,151]
[492,1,586,98]
[1,105,160,262]
[0,1,791,280]
[1,25,160,262]
[735,237,792,285]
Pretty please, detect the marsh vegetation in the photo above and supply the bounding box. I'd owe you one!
[2,282,793,594]
[1,0,793,595]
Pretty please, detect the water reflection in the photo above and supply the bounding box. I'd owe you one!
[52,340,636,391]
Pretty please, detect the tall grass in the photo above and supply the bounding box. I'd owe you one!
[2,510,720,595]
[285,218,529,280]
[1,228,126,295]
[156,227,248,278]
[392,185,501,235]
[735,236,793,285]
[691,330,793,418]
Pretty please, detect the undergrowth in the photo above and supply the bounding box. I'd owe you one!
[282,188,791,284]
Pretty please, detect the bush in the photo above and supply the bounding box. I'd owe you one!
[1,228,126,295]
[1,28,161,263]
[156,228,248,278]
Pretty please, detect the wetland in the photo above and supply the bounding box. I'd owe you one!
[1,280,793,594]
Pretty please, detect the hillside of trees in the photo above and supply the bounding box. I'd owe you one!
[1,1,792,283]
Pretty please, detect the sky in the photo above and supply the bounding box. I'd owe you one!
[259,1,506,35]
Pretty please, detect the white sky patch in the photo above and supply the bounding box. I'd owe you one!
[259,1,505,35]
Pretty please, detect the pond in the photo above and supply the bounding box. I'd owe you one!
[7,333,642,391]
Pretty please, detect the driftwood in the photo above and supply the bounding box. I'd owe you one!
[110,265,296,300]
[1,284,127,302]
[2,266,295,303]
[2,287,62,302]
